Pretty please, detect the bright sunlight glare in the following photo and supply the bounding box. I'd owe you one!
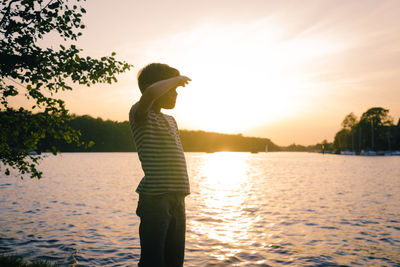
[191,152,253,245]
[140,19,347,134]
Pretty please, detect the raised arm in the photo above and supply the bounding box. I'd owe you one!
[134,75,191,124]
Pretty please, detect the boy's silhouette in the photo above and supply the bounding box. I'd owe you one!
[129,63,191,266]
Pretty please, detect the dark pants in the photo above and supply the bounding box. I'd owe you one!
[136,193,186,267]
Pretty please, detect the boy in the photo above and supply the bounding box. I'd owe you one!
[129,63,191,266]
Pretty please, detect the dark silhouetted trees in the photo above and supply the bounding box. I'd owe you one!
[333,107,398,152]
[36,115,280,153]
[0,0,133,178]
[179,131,279,152]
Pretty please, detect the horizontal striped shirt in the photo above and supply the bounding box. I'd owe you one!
[129,102,190,195]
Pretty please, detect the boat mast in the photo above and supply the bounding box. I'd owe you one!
[358,125,362,153]
[371,120,374,151]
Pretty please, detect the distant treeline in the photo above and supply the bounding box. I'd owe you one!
[332,107,400,152]
[282,143,328,152]
[20,107,400,154]
[282,107,400,153]
[37,115,280,152]
[180,131,279,152]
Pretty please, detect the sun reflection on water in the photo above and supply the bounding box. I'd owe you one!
[190,152,256,247]
[2,153,399,266]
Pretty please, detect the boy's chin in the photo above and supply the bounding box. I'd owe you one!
[162,102,176,109]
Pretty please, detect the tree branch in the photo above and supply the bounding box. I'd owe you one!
[0,0,19,27]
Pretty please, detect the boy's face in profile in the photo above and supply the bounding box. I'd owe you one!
[154,86,178,110]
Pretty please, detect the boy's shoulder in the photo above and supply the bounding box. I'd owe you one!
[129,102,151,123]
[129,102,161,127]
[129,102,139,115]
[129,102,139,124]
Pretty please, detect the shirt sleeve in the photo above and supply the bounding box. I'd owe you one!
[129,102,149,128]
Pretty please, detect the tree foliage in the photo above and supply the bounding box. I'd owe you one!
[28,114,280,153]
[341,112,358,130]
[358,107,394,150]
[0,0,133,178]
[333,107,398,152]
[179,130,279,152]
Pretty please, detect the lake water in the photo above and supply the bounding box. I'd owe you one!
[1,152,400,266]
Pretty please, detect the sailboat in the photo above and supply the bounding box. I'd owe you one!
[360,121,377,156]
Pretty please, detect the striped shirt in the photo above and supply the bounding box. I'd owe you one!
[129,102,190,195]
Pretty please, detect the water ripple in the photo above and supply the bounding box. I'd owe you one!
[0,152,400,266]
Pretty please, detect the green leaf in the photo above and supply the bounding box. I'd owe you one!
[48,2,60,9]
[0,0,133,179]
[88,140,95,148]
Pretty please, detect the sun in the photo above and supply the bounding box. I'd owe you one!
[146,20,342,134]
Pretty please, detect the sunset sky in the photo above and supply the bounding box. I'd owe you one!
[34,0,400,145]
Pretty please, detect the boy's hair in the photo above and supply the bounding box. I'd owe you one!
[137,63,180,93]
